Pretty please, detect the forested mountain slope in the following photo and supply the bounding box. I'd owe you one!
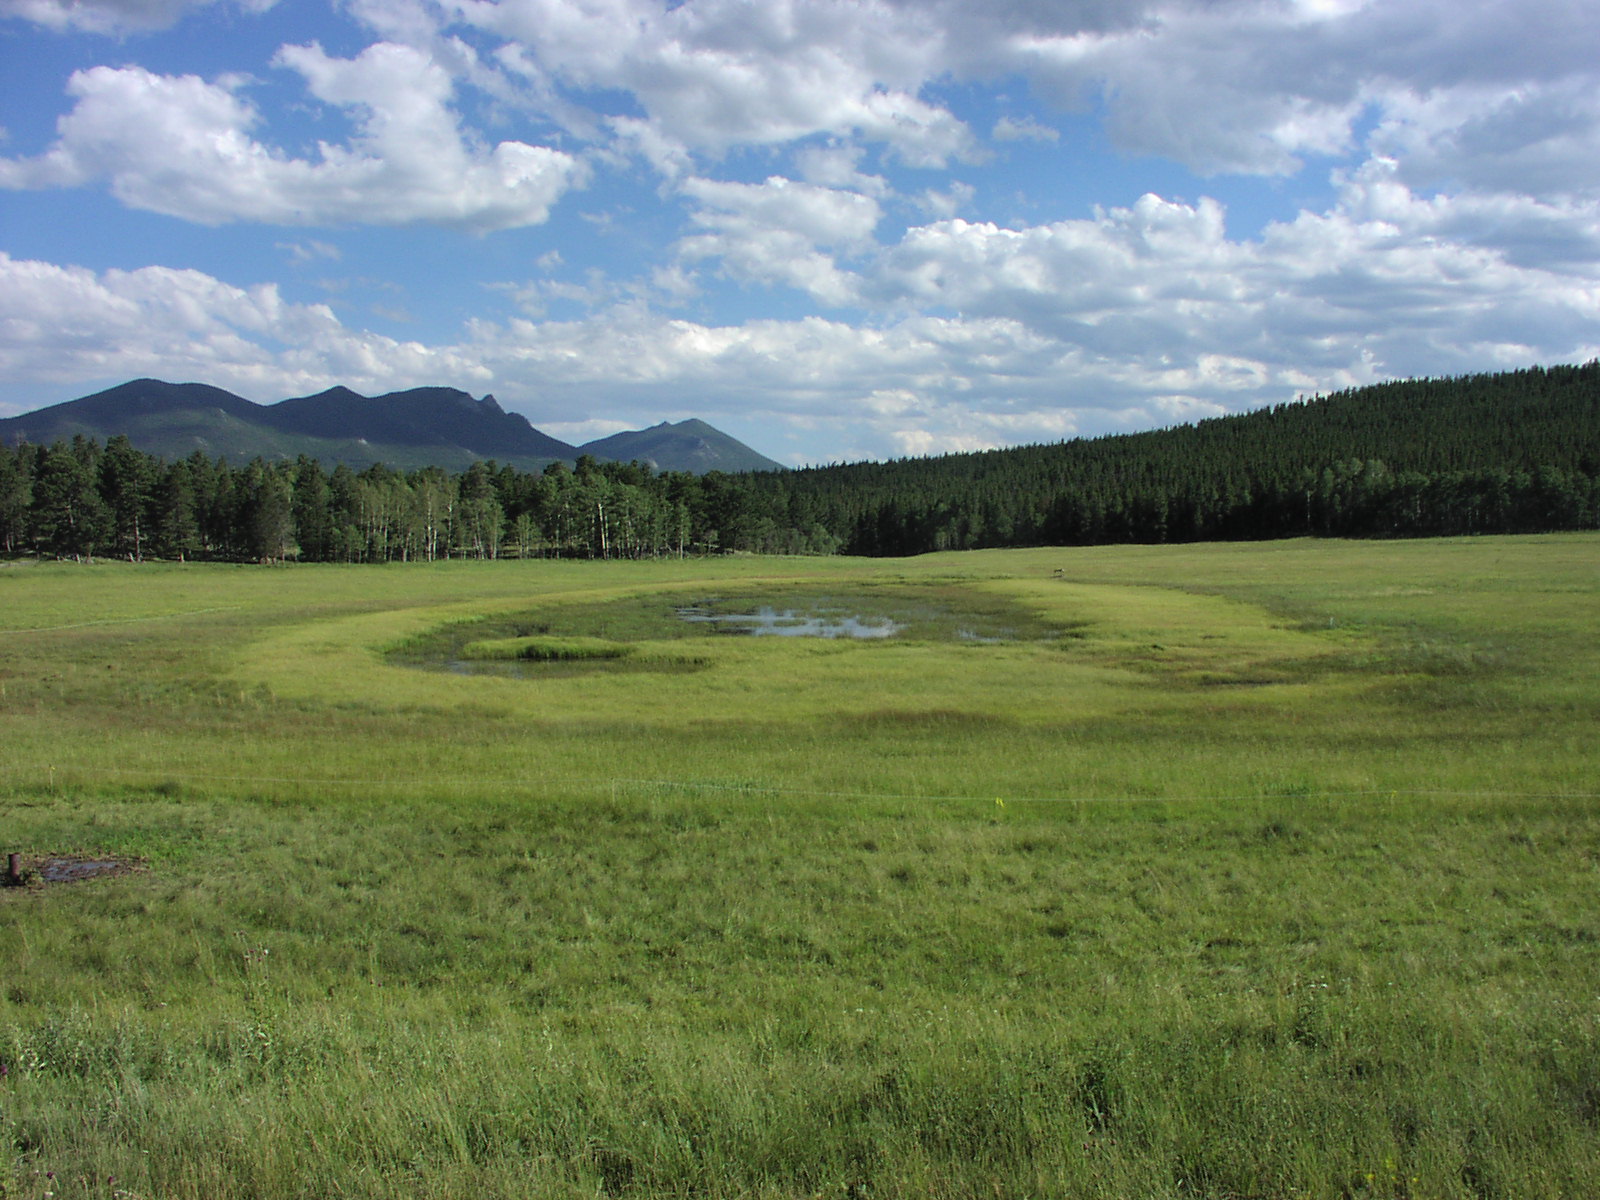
[582,419,783,474]
[733,363,1600,554]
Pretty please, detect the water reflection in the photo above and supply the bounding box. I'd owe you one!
[676,605,902,639]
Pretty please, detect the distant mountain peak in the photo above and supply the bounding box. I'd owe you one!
[578,418,782,473]
[0,379,783,475]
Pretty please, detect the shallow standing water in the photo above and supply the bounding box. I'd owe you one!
[675,604,902,638]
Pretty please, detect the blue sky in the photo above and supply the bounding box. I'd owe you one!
[2,0,1598,466]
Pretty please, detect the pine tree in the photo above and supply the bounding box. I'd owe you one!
[31,441,109,559]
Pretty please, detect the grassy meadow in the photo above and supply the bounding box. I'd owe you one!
[1,535,1597,1198]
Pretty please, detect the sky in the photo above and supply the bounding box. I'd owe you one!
[2,0,1598,466]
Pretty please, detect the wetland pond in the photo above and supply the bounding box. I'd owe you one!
[674,603,901,639]
[390,584,1077,678]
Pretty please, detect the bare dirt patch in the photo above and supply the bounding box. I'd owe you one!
[2,852,147,892]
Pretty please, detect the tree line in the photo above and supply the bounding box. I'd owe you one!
[2,363,1596,562]
[0,439,795,562]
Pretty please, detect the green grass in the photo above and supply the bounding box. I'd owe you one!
[1,536,1598,1198]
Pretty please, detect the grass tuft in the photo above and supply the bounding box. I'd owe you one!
[462,634,634,661]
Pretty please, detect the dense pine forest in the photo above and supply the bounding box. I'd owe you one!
[2,363,1596,562]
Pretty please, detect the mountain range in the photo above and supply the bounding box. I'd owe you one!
[0,379,783,475]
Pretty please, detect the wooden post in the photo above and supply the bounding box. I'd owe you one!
[5,854,20,886]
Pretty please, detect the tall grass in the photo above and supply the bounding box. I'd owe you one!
[1,536,1597,1197]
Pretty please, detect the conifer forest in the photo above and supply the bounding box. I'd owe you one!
[3,363,1596,563]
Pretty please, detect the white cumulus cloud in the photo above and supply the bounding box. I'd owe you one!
[450,0,978,166]
[0,44,585,231]
[675,175,880,304]
[992,115,1059,143]
[0,251,486,401]
[0,0,274,34]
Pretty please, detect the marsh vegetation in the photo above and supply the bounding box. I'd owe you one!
[389,583,1073,679]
